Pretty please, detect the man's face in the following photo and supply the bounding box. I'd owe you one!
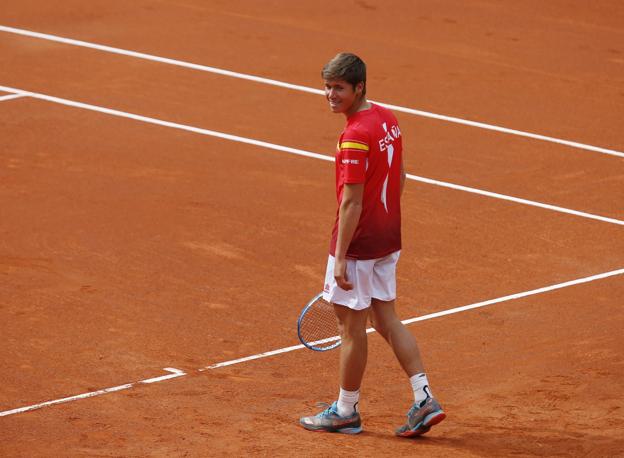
[324,79,361,114]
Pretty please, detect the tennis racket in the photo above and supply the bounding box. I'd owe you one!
[297,292,341,351]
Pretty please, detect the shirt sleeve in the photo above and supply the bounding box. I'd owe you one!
[339,127,369,184]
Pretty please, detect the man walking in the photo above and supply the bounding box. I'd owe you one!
[299,53,445,437]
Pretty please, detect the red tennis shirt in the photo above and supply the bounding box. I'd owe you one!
[329,103,403,260]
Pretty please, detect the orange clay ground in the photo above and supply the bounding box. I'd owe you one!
[1,1,623,456]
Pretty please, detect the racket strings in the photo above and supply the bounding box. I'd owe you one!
[299,298,339,348]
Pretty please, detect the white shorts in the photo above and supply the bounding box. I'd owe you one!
[322,250,400,310]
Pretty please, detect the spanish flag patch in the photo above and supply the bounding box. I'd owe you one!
[340,140,369,152]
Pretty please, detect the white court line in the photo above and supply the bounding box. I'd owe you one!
[406,174,624,226]
[1,84,623,228]
[3,267,620,418]
[0,93,25,102]
[0,368,185,417]
[205,267,624,370]
[1,25,623,159]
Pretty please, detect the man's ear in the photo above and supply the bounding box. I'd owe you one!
[355,82,364,95]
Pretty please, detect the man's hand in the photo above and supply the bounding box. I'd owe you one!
[334,257,353,291]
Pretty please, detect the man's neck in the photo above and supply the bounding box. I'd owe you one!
[345,98,371,118]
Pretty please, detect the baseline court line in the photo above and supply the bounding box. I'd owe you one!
[1,84,623,227]
[0,93,25,102]
[2,268,621,417]
[0,368,185,417]
[1,25,623,159]
[205,267,624,370]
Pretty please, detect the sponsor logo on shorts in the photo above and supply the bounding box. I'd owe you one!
[341,159,360,165]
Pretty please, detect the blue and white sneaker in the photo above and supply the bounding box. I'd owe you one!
[395,397,446,437]
[300,401,362,434]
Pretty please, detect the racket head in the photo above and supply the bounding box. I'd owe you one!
[297,293,341,351]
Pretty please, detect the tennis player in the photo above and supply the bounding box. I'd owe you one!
[299,53,445,437]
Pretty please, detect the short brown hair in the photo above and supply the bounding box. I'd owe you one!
[321,53,366,96]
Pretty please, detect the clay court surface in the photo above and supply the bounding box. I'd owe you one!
[1,1,623,456]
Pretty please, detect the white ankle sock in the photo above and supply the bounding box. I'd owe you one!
[410,373,432,404]
[336,387,360,417]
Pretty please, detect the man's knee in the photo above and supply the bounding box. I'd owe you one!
[370,300,401,338]
[369,313,389,339]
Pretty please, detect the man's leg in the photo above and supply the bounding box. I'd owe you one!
[369,298,424,376]
[370,298,445,437]
[334,304,370,391]
[300,255,374,434]
[299,304,368,434]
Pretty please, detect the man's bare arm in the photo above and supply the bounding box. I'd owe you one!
[334,183,364,290]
